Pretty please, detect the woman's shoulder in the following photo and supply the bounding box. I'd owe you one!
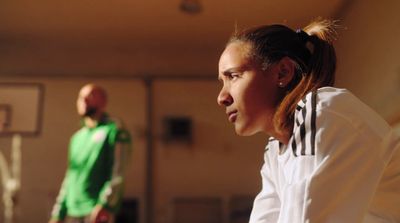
[296,86,374,114]
[316,87,357,108]
[311,87,391,137]
[314,87,377,117]
[295,87,351,112]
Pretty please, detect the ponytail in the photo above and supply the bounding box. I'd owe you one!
[273,18,339,139]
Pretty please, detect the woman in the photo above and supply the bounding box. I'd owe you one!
[217,19,400,222]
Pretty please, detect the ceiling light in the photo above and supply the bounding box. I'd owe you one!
[180,0,203,14]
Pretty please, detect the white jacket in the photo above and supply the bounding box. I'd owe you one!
[250,87,400,223]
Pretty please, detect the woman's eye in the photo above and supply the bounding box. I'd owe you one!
[229,73,240,80]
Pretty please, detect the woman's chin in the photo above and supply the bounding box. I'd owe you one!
[235,125,257,136]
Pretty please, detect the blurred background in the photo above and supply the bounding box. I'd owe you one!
[0,0,400,222]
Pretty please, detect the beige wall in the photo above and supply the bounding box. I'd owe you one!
[152,80,265,223]
[335,0,400,119]
[0,77,267,223]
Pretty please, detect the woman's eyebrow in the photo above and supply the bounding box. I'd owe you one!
[222,66,247,75]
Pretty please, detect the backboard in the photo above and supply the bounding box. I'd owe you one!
[0,83,44,136]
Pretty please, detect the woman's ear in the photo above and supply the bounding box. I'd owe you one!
[276,57,295,88]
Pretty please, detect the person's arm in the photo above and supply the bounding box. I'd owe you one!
[249,148,281,223]
[49,176,68,223]
[279,108,393,223]
[50,135,76,223]
[97,128,132,212]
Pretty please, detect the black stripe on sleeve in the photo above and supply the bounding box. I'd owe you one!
[296,118,300,126]
[300,106,307,155]
[310,91,317,155]
[291,135,298,157]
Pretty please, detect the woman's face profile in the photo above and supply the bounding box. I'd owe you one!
[217,41,281,136]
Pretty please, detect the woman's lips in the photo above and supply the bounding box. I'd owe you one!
[227,111,237,122]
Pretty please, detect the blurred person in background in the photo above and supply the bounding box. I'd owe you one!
[49,84,131,223]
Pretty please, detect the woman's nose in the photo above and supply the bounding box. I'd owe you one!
[217,87,233,107]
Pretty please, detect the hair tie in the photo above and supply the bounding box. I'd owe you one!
[296,29,310,44]
[296,29,314,55]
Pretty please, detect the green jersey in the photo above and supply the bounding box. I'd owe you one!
[51,115,131,220]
